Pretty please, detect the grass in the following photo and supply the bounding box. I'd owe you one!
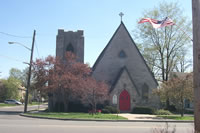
[28,102,41,105]
[157,115,194,120]
[0,103,17,107]
[25,112,127,120]
[28,102,47,106]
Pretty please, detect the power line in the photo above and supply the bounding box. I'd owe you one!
[0,54,26,63]
[35,40,40,58]
[0,32,32,38]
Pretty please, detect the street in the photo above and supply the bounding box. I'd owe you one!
[0,105,194,133]
[0,103,47,113]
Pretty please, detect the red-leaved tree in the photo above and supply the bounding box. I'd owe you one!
[33,52,108,112]
[81,77,108,114]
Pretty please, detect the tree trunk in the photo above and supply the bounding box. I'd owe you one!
[181,99,184,117]
[91,88,95,116]
[63,92,69,112]
[166,97,170,110]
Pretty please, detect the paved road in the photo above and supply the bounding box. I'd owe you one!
[0,105,194,133]
[0,114,194,133]
[0,103,47,113]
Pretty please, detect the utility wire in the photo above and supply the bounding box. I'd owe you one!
[0,54,26,64]
[35,40,40,58]
[36,33,56,37]
[0,32,32,38]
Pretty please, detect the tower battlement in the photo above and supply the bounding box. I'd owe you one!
[56,29,84,63]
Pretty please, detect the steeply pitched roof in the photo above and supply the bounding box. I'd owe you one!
[92,21,158,86]
[110,66,140,96]
[92,22,123,71]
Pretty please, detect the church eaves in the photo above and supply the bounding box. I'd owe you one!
[110,66,141,96]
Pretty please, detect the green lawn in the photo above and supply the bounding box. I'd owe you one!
[26,112,127,120]
[0,103,17,107]
[28,102,41,105]
[28,102,48,106]
[158,115,194,120]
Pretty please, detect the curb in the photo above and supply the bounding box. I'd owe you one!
[20,113,194,123]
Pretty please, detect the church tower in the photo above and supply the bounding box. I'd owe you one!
[56,29,84,63]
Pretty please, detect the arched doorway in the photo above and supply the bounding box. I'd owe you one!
[119,89,130,111]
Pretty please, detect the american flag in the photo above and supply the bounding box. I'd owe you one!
[138,17,175,28]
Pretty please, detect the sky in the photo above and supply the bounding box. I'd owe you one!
[0,0,192,78]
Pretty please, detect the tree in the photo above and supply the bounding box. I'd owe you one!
[33,52,108,112]
[157,73,193,116]
[175,50,192,73]
[9,68,23,82]
[0,80,6,101]
[21,67,35,87]
[8,67,34,88]
[1,77,21,100]
[81,77,108,115]
[135,1,192,82]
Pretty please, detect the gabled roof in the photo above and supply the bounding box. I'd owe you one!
[92,21,158,86]
[110,66,140,96]
[92,22,123,71]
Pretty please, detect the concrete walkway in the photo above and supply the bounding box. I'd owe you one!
[117,113,161,120]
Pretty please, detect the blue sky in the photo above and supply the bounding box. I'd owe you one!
[0,0,192,78]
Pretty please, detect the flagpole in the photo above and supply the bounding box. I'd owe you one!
[174,23,193,42]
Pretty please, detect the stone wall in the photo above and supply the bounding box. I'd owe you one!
[56,29,84,63]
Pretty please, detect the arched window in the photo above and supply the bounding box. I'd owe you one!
[112,94,117,104]
[142,83,149,101]
[66,43,74,53]
[118,50,127,58]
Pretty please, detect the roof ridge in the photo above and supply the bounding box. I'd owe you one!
[92,22,123,71]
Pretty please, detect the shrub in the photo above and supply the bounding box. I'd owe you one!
[154,109,172,115]
[166,105,177,112]
[68,101,89,113]
[102,109,110,114]
[184,109,194,114]
[102,106,119,114]
[132,106,155,114]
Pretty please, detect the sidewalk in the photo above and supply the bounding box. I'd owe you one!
[116,113,194,123]
[118,113,159,120]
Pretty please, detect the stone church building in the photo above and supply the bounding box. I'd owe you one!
[55,21,159,112]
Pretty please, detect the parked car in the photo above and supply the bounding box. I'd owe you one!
[4,99,22,105]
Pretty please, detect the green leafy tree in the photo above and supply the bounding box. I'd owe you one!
[9,67,36,102]
[0,80,6,101]
[2,77,21,100]
[9,67,35,87]
[157,73,193,116]
[135,1,192,82]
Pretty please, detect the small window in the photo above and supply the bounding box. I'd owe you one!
[118,50,127,58]
[112,95,117,104]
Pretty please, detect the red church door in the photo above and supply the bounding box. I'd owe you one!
[119,90,130,111]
